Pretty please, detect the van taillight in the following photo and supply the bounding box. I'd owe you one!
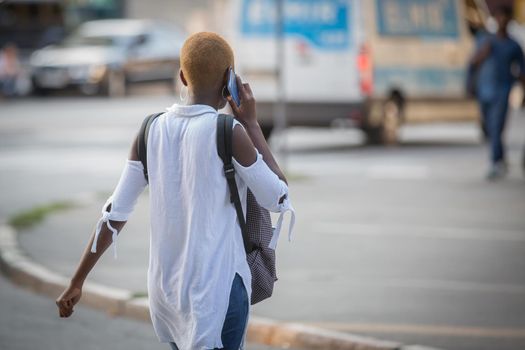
[357,44,373,96]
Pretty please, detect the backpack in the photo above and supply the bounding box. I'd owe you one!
[216,114,277,305]
[136,112,277,305]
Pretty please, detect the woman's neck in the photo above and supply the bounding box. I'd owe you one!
[186,90,221,110]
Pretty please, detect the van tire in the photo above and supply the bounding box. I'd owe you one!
[365,98,402,145]
[382,98,401,145]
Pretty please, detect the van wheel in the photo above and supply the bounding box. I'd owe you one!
[365,98,402,145]
[382,99,401,145]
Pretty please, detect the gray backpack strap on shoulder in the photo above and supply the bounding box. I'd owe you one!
[216,114,253,253]
[137,112,164,182]
[216,114,277,305]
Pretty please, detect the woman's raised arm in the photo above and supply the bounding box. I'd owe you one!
[228,75,287,185]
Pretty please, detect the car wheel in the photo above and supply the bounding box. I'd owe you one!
[31,77,46,96]
[32,84,49,97]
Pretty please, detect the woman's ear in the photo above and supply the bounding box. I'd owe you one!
[179,70,188,87]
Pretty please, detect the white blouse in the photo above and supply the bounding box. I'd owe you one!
[90,103,295,350]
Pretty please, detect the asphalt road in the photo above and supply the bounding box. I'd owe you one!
[1,95,525,350]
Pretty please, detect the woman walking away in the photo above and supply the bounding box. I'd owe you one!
[55,32,295,350]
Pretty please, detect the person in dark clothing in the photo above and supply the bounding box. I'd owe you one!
[471,5,525,180]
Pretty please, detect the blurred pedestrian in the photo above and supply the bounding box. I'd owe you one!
[470,5,525,180]
[55,32,294,350]
[466,22,493,139]
[0,43,21,98]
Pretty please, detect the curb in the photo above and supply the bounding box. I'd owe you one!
[0,223,443,350]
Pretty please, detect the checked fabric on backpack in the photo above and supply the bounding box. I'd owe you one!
[216,114,277,305]
[245,189,277,304]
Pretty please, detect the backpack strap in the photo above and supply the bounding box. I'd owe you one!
[137,112,164,182]
[217,114,254,253]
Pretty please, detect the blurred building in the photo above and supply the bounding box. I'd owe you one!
[0,0,65,55]
[0,0,124,55]
[0,0,219,54]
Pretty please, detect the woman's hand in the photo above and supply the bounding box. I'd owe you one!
[56,282,82,318]
[227,75,258,127]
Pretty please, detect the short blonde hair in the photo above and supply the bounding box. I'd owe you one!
[180,32,234,91]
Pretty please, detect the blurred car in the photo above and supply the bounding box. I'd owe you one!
[29,19,185,96]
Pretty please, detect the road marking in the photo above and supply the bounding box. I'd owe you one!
[315,222,525,242]
[305,322,525,339]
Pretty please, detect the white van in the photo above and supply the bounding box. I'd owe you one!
[216,0,478,143]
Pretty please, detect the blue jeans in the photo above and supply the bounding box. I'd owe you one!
[480,89,510,164]
[168,273,249,350]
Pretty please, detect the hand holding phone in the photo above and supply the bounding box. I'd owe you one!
[226,67,241,107]
[226,71,257,127]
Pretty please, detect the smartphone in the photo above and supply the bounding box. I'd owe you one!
[226,67,241,107]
